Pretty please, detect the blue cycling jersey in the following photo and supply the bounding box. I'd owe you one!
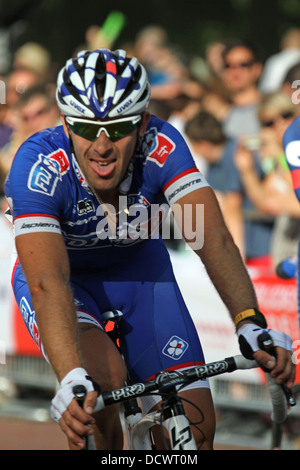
[5,114,209,385]
[283,116,300,321]
[5,114,208,271]
[283,115,300,201]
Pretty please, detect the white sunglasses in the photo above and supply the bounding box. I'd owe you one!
[66,115,142,142]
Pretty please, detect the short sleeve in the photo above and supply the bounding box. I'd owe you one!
[283,116,300,200]
[5,134,71,236]
[143,118,210,205]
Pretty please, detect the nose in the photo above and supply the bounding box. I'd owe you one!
[92,128,113,156]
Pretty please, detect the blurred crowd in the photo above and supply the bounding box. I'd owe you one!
[1,22,300,270]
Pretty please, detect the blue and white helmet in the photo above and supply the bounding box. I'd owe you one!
[56,48,151,119]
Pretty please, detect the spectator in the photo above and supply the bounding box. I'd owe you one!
[234,91,300,266]
[4,67,42,131]
[201,82,232,123]
[0,104,13,151]
[134,27,204,137]
[205,41,227,79]
[259,28,300,94]
[5,68,41,107]
[134,25,169,84]
[13,42,52,82]
[218,39,275,263]
[0,66,42,194]
[281,61,300,105]
[167,91,203,134]
[134,26,203,102]
[221,39,263,138]
[184,110,227,205]
[15,84,60,136]
[201,39,233,122]
[0,84,60,195]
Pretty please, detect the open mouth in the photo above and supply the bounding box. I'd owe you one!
[90,159,117,178]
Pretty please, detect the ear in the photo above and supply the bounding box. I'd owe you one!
[139,112,151,136]
[61,114,70,138]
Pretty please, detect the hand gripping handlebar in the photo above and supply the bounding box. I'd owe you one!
[73,333,295,437]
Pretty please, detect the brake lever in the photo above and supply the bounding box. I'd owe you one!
[72,385,89,450]
[258,332,296,407]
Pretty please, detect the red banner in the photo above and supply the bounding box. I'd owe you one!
[249,260,300,384]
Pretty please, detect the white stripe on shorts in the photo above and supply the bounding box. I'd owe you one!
[76,310,103,329]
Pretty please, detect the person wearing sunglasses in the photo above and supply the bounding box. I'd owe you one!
[234,91,300,265]
[219,40,277,266]
[4,48,294,450]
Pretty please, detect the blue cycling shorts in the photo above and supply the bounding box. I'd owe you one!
[12,240,207,386]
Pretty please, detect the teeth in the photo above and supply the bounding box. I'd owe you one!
[98,161,110,166]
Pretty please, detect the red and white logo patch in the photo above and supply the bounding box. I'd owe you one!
[148,133,176,167]
[48,149,70,174]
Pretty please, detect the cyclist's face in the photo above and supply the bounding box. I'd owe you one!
[63,113,150,197]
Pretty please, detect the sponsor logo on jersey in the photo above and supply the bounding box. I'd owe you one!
[147,131,176,167]
[77,198,95,215]
[163,168,207,207]
[127,192,150,207]
[28,149,70,196]
[49,149,70,173]
[14,215,61,236]
[19,220,60,231]
[162,336,189,360]
[63,232,101,248]
[19,296,40,347]
[284,140,300,190]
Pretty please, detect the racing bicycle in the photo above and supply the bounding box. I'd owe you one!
[73,311,295,450]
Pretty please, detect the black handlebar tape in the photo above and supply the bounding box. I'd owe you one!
[72,385,89,450]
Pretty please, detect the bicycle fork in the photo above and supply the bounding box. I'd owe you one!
[160,391,197,450]
[123,389,197,450]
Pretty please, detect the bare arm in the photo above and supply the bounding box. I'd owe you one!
[222,191,245,260]
[16,232,82,382]
[172,186,258,318]
[172,186,294,386]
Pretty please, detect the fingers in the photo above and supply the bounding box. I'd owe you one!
[83,390,98,415]
[59,412,94,449]
[270,348,295,388]
[253,347,295,388]
[59,393,97,449]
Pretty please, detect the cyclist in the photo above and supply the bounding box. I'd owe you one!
[283,116,300,316]
[5,49,294,450]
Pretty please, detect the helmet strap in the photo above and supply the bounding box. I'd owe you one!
[118,129,143,194]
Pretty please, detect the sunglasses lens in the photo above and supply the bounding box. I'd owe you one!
[70,122,98,140]
[105,121,138,141]
[69,119,139,142]
[281,111,294,120]
[262,111,294,128]
[224,61,254,69]
[262,120,274,127]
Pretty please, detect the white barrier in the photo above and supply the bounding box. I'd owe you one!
[0,214,15,356]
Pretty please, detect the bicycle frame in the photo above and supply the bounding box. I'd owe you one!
[89,354,292,450]
[125,407,196,450]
